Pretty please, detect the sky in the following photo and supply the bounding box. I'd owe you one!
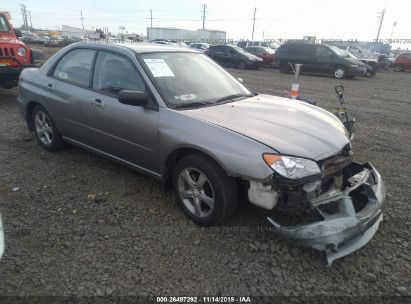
[3,0,411,47]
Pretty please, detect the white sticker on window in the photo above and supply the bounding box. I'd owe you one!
[144,59,175,77]
[58,72,68,80]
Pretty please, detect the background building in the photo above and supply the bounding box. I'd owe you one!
[147,27,226,42]
[61,25,99,39]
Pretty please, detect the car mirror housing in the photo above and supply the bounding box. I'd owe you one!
[118,90,148,106]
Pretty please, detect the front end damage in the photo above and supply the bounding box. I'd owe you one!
[248,160,385,266]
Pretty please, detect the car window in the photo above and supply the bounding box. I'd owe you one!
[315,46,333,57]
[53,49,95,86]
[92,51,145,95]
[0,15,10,32]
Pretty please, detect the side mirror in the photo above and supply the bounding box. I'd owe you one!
[118,90,148,106]
[14,29,22,38]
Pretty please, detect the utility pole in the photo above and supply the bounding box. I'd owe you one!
[80,11,85,30]
[150,9,153,28]
[20,4,28,31]
[390,21,397,40]
[29,11,33,30]
[251,7,256,40]
[201,4,207,29]
[375,8,385,41]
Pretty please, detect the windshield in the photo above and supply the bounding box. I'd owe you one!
[262,47,275,54]
[231,45,246,53]
[139,52,252,108]
[329,45,350,58]
[0,15,11,32]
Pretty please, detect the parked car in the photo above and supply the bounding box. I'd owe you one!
[0,12,36,89]
[244,46,274,65]
[237,40,279,50]
[393,52,411,72]
[342,50,375,76]
[274,43,367,79]
[189,43,211,53]
[207,44,263,69]
[17,42,385,265]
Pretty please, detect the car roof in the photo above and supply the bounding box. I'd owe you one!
[73,42,198,54]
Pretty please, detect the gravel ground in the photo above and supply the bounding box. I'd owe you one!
[0,48,410,301]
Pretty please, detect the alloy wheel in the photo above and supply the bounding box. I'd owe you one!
[34,110,54,145]
[178,168,215,218]
[334,68,345,79]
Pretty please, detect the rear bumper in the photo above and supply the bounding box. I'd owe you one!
[267,162,385,266]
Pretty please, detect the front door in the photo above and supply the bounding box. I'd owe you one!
[87,51,159,172]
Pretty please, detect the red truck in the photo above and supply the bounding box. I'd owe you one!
[0,11,34,89]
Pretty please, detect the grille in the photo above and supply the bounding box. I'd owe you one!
[321,154,353,176]
[0,47,15,57]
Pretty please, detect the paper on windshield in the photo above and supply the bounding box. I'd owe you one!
[144,59,175,77]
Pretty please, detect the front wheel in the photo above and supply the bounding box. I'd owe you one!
[236,60,247,70]
[334,67,346,79]
[32,105,65,151]
[172,154,238,226]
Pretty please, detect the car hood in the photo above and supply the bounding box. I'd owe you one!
[345,57,366,66]
[182,95,350,160]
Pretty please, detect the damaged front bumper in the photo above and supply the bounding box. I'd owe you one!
[267,161,385,266]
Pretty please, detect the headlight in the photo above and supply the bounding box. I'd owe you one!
[17,47,27,57]
[263,154,321,179]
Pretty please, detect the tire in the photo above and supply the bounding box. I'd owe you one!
[32,104,65,151]
[394,64,404,72]
[236,60,247,70]
[279,62,290,74]
[334,66,346,79]
[172,154,238,226]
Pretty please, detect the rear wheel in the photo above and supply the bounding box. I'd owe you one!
[32,105,65,151]
[279,62,291,73]
[394,64,404,72]
[172,154,238,226]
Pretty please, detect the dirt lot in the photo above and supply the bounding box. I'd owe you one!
[0,46,410,301]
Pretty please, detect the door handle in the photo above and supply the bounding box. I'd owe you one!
[45,83,53,90]
[91,98,105,109]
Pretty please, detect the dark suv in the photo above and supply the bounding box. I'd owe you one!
[274,43,367,79]
[206,45,262,69]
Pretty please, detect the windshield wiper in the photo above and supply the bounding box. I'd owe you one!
[173,101,212,109]
[213,93,252,104]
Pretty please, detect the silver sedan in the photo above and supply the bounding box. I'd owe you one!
[17,43,385,265]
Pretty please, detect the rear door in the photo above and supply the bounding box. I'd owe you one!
[87,50,159,172]
[43,48,96,144]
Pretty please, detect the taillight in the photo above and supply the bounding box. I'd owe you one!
[204,49,209,55]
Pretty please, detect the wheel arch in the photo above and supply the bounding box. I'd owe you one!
[26,100,42,131]
[161,146,229,191]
